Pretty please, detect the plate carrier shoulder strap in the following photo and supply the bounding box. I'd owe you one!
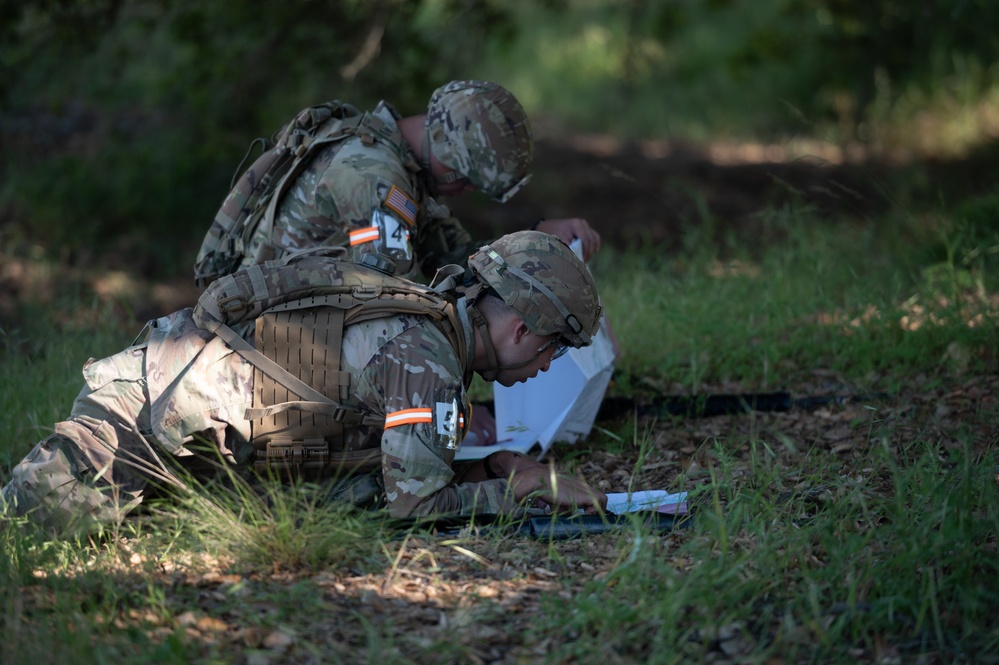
[193,252,466,475]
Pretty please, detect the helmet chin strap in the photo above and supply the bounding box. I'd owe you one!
[465,293,540,382]
[465,300,500,381]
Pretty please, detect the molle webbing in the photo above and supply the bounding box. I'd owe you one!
[193,256,466,474]
[246,293,464,474]
[252,305,349,454]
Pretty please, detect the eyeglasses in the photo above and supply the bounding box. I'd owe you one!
[537,336,571,360]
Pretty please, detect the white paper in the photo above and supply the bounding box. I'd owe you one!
[605,490,688,515]
[453,437,540,461]
[454,322,615,461]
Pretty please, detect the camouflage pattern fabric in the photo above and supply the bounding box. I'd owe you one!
[240,101,477,281]
[1,343,157,535]
[469,230,602,346]
[1,302,516,534]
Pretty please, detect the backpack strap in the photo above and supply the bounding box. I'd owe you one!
[211,290,465,476]
[242,111,415,266]
[194,101,361,286]
[207,297,382,475]
[209,306,368,419]
[194,256,468,476]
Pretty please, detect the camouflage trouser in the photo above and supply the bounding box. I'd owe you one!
[1,344,163,535]
[0,346,392,536]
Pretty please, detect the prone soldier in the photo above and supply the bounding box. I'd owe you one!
[2,231,608,536]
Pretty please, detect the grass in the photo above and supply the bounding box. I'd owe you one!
[532,435,999,663]
[1,202,998,663]
[595,202,999,393]
[0,301,128,469]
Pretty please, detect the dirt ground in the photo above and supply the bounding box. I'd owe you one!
[450,135,896,251]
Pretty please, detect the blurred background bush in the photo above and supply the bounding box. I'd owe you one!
[2,0,998,277]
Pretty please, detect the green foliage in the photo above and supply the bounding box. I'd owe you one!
[778,0,999,121]
[0,296,130,469]
[475,0,999,148]
[167,461,390,572]
[0,0,492,271]
[3,0,999,264]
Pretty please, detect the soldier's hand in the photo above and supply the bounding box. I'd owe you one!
[500,455,607,514]
[534,218,601,261]
[534,472,608,515]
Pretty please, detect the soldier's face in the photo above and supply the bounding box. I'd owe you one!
[493,332,560,387]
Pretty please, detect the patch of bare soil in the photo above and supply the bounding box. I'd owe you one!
[449,136,893,251]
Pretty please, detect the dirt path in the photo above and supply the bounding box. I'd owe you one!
[450,137,893,251]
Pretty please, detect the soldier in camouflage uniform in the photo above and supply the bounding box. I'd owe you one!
[194,80,601,285]
[195,79,605,445]
[2,231,607,536]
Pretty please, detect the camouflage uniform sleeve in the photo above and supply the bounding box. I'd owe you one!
[315,144,422,280]
[357,321,517,517]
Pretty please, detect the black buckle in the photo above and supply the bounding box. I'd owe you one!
[255,439,329,472]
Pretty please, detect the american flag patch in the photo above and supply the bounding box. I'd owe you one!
[384,185,418,226]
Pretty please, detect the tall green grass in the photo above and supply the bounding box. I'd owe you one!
[0,298,131,468]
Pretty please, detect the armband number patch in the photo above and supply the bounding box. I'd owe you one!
[372,209,412,255]
[433,388,469,451]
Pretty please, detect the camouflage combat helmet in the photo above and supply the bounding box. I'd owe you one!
[467,230,602,348]
[425,80,533,203]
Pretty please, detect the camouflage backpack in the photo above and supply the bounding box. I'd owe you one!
[192,250,467,474]
[193,101,412,287]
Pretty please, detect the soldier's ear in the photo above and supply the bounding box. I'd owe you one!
[512,318,532,345]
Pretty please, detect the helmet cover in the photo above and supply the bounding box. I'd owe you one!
[467,230,602,347]
[426,80,533,202]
